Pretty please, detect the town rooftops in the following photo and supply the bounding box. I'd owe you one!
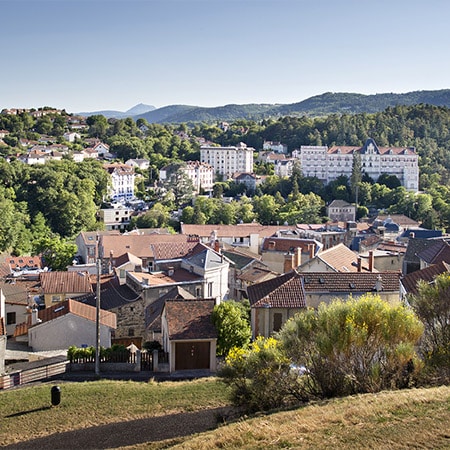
[79,274,140,310]
[416,240,450,265]
[33,299,116,329]
[180,223,297,239]
[248,270,401,309]
[164,299,217,340]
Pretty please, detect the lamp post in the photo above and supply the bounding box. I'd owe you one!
[95,253,101,375]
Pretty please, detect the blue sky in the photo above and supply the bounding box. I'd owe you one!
[1,0,449,113]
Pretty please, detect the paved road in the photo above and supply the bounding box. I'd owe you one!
[3,406,234,449]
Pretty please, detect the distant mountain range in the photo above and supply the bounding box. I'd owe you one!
[77,103,156,119]
[76,89,450,123]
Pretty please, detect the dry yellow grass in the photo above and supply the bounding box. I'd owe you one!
[170,386,450,449]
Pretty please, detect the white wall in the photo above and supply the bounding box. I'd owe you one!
[28,314,112,351]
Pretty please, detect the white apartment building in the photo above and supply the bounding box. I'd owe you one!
[200,142,254,179]
[299,138,419,191]
[103,163,135,202]
[184,161,215,193]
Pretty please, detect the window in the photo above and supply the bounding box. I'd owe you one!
[128,328,135,337]
[273,313,282,332]
[7,311,16,325]
[52,295,61,303]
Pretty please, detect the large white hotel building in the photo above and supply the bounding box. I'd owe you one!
[298,138,419,191]
[200,142,254,179]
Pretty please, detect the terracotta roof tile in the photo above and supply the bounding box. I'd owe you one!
[40,271,93,295]
[101,233,190,259]
[301,271,400,292]
[248,271,306,308]
[151,241,200,261]
[165,299,217,340]
[316,243,373,272]
[401,261,450,296]
[35,299,116,329]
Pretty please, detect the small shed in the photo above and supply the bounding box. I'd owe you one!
[161,299,217,373]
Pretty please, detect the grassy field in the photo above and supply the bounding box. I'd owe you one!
[1,380,449,448]
[0,378,231,446]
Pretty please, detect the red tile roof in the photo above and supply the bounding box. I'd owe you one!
[248,271,306,309]
[164,299,217,340]
[40,271,93,295]
[401,261,450,296]
[316,243,374,272]
[101,233,190,260]
[180,223,297,239]
[35,299,116,329]
[417,240,450,265]
[151,241,200,261]
[301,272,400,292]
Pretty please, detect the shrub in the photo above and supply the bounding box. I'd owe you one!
[219,337,306,412]
[279,294,424,398]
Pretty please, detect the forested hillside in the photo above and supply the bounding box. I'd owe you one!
[132,89,450,123]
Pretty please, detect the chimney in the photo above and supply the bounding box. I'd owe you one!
[31,306,40,326]
[167,266,174,277]
[357,257,362,273]
[214,240,220,253]
[284,253,295,274]
[295,247,302,267]
[308,243,315,259]
[374,275,383,292]
[369,250,374,272]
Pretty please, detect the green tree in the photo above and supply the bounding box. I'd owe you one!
[35,235,77,270]
[409,273,450,381]
[212,300,252,357]
[350,152,362,203]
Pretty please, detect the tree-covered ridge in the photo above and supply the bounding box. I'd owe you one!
[129,89,450,123]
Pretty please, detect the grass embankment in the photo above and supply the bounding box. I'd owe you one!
[1,380,450,449]
[0,378,230,446]
[171,385,450,450]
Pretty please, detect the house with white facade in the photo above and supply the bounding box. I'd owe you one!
[126,159,150,170]
[263,141,288,154]
[103,163,135,202]
[28,299,116,351]
[160,161,214,193]
[299,138,419,191]
[326,200,356,222]
[200,142,254,179]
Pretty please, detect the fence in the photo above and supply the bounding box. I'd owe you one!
[0,359,68,390]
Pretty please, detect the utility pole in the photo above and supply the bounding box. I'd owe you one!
[95,244,101,376]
